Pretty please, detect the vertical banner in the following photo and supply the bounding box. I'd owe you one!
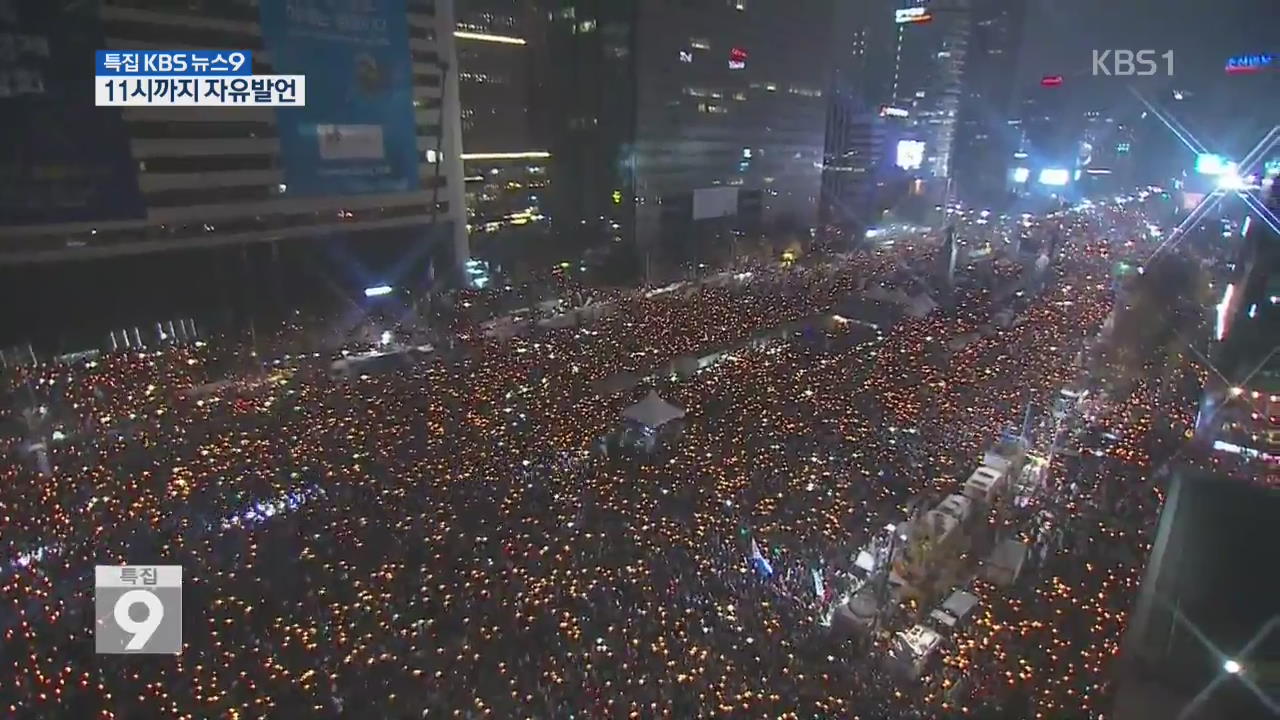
[259,0,421,196]
[0,0,144,225]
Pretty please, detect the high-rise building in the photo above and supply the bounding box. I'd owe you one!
[1008,84,1073,198]
[822,0,971,230]
[0,0,466,348]
[819,0,896,239]
[820,100,886,238]
[951,0,1026,208]
[454,0,552,254]
[541,0,637,265]
[541,0,839,278]
[630,0,838,273]
[889,0,970,188]
[1196,191,1280,465]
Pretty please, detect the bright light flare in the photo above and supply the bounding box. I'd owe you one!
[454,30,527,45]
[1196,153,1230,175]
[1038,168,1070,186]
[1217,166,1246,190]
[1216,283,1235,340]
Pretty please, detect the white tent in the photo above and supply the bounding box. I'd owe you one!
[935,494,974,523]
[982,539,1028,587]
[905,293,938,318]
[594,371,641,396]
[930,589,980,627]
[622,390,686,429]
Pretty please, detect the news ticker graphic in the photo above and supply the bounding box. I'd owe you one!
[93,50,306,107]
[96,76,306,107]
[95,50,252,76]
[94,565,182,654]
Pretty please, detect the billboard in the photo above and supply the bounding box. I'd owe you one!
[259,0,420,196]
[896,140,926,171]
[693,187,739,220]
[1195,153,1229,175]
[895,7,932,24]
[0,0,144,225]
[1038,168,1070,186]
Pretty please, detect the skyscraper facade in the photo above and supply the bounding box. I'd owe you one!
[630,0,838,274]
[454,0,551,250]
[889,0,970,188]
[951,0,1026,208]
[540,0,638,267]
[0,0,466,348]
[540,0,841,278]
[820,0,885,238]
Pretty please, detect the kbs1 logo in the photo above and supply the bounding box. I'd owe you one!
[1092,50,1174,77]
[94,565,182,654]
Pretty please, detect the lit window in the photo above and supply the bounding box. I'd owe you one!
[690,38,711,50]
[732,91,746,101]
[734,0,746,9]
[764,82,777,92]
[578,19,596,32]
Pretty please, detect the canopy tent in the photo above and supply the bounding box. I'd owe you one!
[935,494,974,523]
[982,539,1028,587]
[622,390,686,429]
[895,624,942,659]
[905,293,938,319]
[594,371,641,396]
[930,589,979,627]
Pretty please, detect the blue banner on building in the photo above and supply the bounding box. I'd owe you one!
[258,0,421,196]
[0,0,145,225]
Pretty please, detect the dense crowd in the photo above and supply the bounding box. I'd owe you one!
[0,203,1208,718]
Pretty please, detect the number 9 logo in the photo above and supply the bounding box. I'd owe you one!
[114,589,164,650]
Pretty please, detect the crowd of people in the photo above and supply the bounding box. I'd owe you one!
[0,201,1211,718]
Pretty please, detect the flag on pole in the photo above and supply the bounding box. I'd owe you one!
[749,538,773,578]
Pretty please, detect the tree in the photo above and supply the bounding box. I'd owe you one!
[1097,252,1209,391]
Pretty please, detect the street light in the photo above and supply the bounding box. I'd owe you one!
[1223,659,1242,674]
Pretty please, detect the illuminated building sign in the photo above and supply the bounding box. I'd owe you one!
[1040,75,1063,87]
[679,50,693,63]
[1225,53,1274,74]
[1213,440,1279,462]
[895,7,932,24]
[1196,153,1230,175]
[879,105,909,118]
[729,47,747,70]
[895,140,925,171]
[1038,168,1070,186]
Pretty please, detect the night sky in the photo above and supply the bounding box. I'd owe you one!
[1014,0,1280,160]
